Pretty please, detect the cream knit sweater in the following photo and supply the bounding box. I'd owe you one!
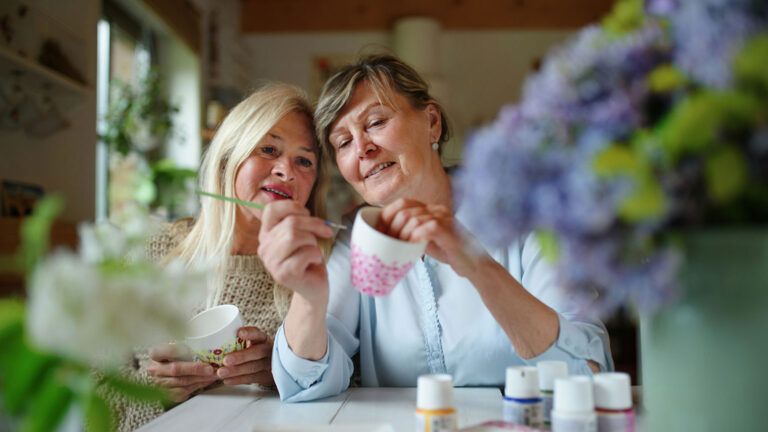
[114,219,290,431]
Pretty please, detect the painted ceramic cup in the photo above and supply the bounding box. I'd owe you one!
[185,304,245,367]
[350,206,427,296]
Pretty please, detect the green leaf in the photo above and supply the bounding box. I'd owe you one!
[18,195,64,274]
[535,230,560,262]
[660,91,761,163]
[20,367,75,432]
[85,391,115,432]
[648,65,687,93]
[734,35,768,95]
[0,331,59,415]
[593,144,646,178]
[705,145,748,204]
[602,0,645,35]
[619,177,666,222]
[0,299,24,343]
[134,178,157,205]
[101,373,169,404]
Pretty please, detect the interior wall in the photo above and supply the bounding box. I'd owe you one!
[242,29,572,163]
[0,0,99,223]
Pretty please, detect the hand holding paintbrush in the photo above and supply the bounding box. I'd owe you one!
[196,190,347,231]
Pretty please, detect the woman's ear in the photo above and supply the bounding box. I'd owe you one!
[425,103,442,142]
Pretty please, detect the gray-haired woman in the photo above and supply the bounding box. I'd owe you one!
[258,54,613,402]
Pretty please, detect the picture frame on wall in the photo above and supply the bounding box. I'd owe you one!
[1,179,44,217]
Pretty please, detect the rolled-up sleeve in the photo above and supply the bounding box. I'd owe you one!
[519,233,614,374]
[272,239,361,402]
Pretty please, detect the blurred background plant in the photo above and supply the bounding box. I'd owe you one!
[101,69,178,156]
[100,68,197,222]
[457,0,768,315]
[0,197,205,431]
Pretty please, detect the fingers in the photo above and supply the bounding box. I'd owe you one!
[260,201,333,239]
[153,373,218,388]
[223,340,272,367]
[217,357,271,381]
[258,222,323,263]
[259,200,309,232]
[149,343,191,362]
[147,359,217,397]
[379,198,452,242]
[147,360,215,379]
[218,339,274,385]
[237,326,269,345]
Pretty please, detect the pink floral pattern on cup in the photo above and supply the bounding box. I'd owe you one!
[351,243,415,296]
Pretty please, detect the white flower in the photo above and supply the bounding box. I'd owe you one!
[26,222,206,369]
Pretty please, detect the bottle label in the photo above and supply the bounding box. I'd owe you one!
[551,414,597,432]
[502,398,542,427]
[415,409,457,432]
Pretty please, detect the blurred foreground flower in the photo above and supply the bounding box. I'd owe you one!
[0,197,205,431]
[456,0,768,315]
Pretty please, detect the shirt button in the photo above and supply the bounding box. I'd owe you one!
[426,303,434,311]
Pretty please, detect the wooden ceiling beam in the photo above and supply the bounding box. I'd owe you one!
[240,0,615,33]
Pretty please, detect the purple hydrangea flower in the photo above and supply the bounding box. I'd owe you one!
[666,0,768,88]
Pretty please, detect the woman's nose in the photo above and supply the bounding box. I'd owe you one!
[272,158,295,180]
[355,135,377,158]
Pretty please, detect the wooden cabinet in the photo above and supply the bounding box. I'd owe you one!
[0,217,78,297]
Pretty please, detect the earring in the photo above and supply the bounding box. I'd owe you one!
[431,142,439,151]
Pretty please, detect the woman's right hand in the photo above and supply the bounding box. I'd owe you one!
[258,200,333,305]
[146,344,218,403]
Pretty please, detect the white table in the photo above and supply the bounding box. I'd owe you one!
[138,386,504,431]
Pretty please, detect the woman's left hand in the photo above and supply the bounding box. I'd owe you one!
[380,198,485,278]
[217,326,274,386]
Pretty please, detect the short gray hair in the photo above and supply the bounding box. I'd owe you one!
[315,53,451,158]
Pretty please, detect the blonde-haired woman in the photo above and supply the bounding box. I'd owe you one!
[118,82,332,430]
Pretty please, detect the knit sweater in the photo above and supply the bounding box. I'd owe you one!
[114,219,290,431]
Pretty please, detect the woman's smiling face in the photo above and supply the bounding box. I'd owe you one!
[234,110,318,222]
[328,82,442,206]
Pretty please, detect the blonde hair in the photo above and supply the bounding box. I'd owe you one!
[169,82,329,307]
[315,53,451,159]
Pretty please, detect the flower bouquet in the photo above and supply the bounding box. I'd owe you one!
[457,0,768,429]
[0,198,205,431]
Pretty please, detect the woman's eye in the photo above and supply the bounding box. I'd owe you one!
[260,146,278,156]
[367,119,385,128]
[337,139,350,149]
[297,157,314,168]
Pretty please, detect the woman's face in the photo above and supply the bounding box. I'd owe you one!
[234,111,318,223]
[328,82,441,206]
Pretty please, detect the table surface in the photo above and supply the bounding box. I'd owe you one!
[137,386,505,432]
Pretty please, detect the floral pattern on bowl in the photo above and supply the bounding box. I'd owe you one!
[193,337,245,367]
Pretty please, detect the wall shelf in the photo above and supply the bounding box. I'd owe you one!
[0,44,91,98]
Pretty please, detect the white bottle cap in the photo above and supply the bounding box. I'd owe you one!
[417,374,455,410]
[536,360,568,391]
[505,366,540,399]
[553,376,594,414]
[593,372,632,410]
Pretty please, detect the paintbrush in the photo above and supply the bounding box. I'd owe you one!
[196,190,347,230]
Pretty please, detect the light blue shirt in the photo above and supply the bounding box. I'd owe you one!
[272,206,614,402]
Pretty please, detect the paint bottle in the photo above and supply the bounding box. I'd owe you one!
[537,360,568,427]
[551,376,597,432]
[416,374,458,432]
[593,373,635,432]
[503,366,543,427]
